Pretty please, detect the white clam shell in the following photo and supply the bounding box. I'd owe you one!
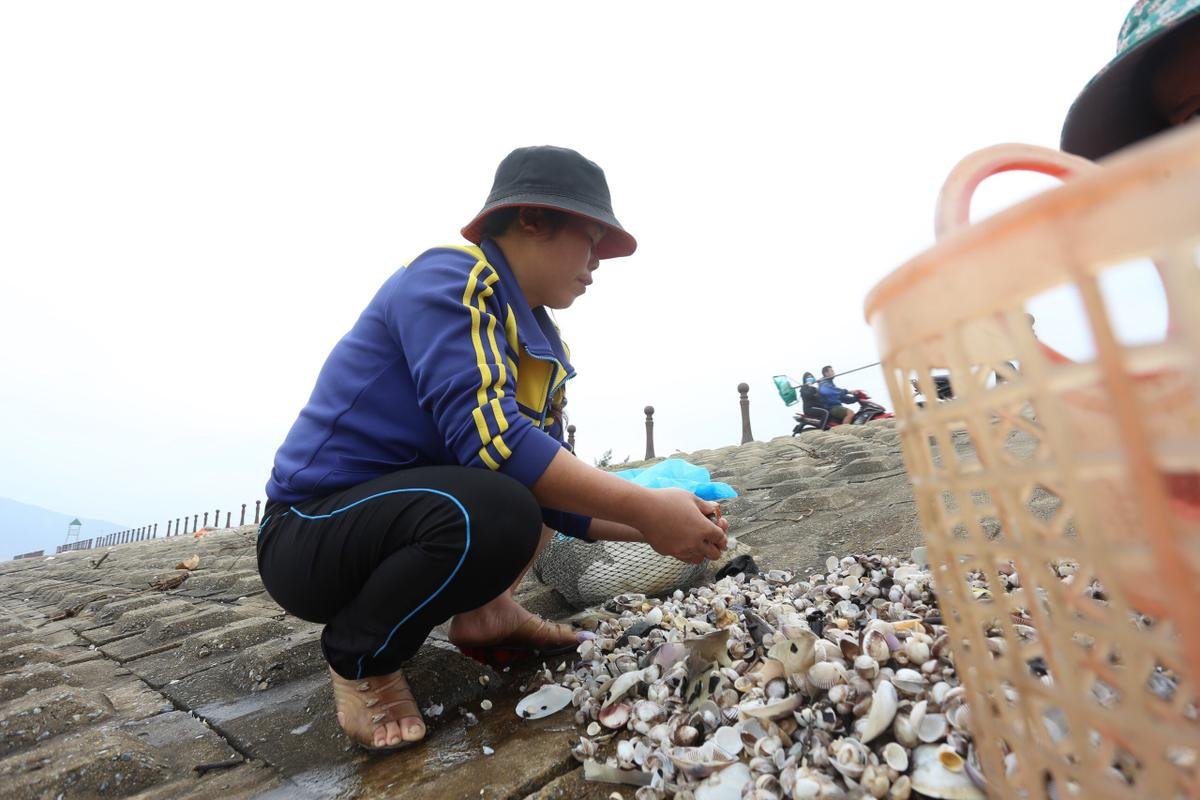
[882,741,909,772]
[738,694,801,720]
[694,761,752,800]
[917,712,949,743]
[910,745,985,800]
[515,684,573,719]
[853,680,898,743]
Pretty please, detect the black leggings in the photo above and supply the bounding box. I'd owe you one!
[256,466,542,680]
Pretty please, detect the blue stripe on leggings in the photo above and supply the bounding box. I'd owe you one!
[288,488,471,680]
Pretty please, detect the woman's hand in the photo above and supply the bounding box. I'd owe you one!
[532,449,729,564]
[639,488,728,565]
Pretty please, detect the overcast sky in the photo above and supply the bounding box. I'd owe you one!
[1,1,1156,531]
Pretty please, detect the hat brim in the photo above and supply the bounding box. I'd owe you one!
[461,194,638,260]
[1061,11,1200,160]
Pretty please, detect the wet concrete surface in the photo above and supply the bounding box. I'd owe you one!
[0,423,923,798]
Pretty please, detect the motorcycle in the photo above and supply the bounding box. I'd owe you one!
[792,389,892,434]
[773,375,893,435]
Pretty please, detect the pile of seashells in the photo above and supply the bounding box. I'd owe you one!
[516,555,985,800]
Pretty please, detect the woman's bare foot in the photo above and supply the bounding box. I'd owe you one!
[448,591,583,651]
[329,666,426,750]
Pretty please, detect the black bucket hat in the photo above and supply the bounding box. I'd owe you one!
[1061,0,1200,159]
[461,145,637,259]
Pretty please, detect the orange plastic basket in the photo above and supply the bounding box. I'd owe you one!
[864,123,1200,800]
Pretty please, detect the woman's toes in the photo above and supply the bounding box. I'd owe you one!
[402,718,426,742]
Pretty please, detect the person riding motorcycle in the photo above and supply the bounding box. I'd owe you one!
[817,365,857,424]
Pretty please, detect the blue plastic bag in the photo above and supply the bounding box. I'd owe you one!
[610,458,737,501]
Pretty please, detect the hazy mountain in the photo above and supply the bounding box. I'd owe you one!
[0,497,127,560]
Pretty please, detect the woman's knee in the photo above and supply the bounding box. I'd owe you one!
[463,470,542,567]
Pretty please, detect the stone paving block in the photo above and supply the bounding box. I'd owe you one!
[345,701,578,800]
[128,617,299,689]
[103,606,254,663]
[126,762,286,800]
[522,766,632,799]
[838,457,893,476]
[199,642,502,783]
[0,711,243,800]
[0,663,73,704]
[771,487,856,514]
[161,630,326,710]
[90,594,195,629]
[0,643,69,673]
[0,686,114,757]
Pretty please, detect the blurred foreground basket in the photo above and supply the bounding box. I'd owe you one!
[864,124,1200,799]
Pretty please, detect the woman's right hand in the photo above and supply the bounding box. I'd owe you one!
[638,488,728,565]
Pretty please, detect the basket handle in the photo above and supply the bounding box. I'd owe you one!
[934,143,1099,240]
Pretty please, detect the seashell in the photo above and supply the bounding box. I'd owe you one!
[516,684,573,719]
[667,744,738,781]
[753,735,783,760]
[938,746,965,772]
[893,713,919,748]
[739,694,801,720]
[862,627,892,663]
[644,606,664,626]
[910,699,928,731]
[604,666,651,707]
[674,723,700,746]
[635,699,666,724]
[747,755,777,776]
[889,774,912,800]
[806,661,847,691]
[710,725,743,758]
[905,639,931,665]
[947,703,971,733]
[765,678,788,699]
[861,763,891,799]
[893,668,927,695]
[767,631,818,678]
[813,639,843,663]
[882,741,909,772]
[917,712,948,743]
[598,701,631,729]
[617,738,637,768]
[853,680,898,743]
[854,654,880,680]
[910,745,985,800]
[830,737,869,780]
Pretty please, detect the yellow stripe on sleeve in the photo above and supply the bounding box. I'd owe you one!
[494,436,512,459]
[489,398,509,434]
[479,447,501,471]
[472,406,492,442]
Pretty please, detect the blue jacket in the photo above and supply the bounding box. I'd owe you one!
[265,239,591,539]
[817,379,856,408]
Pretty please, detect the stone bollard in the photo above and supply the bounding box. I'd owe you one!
[738,382,754,444]
[225,512,231,528]
[176,518,182,537]
[193,514,199,532]
[240,504,247,526]
[644,405,655,460]
[567,424,576,453]
[153,523,158,538]
[254,500,262,525]
[203,512,209,528]
[214,509,220,529]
